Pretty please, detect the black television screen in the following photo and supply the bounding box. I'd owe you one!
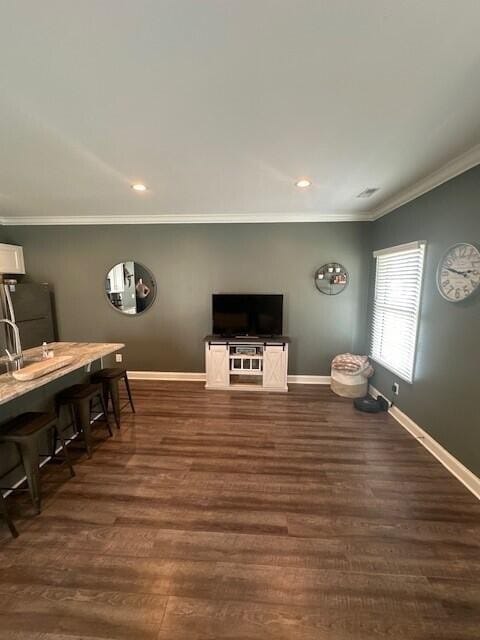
[212,294,283,337]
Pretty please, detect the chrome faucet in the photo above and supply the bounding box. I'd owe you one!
[0,319,24,369]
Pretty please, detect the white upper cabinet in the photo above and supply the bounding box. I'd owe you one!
[0,244,25,275]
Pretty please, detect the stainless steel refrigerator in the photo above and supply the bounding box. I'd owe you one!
[0,283,56,354]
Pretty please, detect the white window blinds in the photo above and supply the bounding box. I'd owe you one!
[370,241,426,383]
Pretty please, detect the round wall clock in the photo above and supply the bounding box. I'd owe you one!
[436,243,480,302]
[314,263,349,295]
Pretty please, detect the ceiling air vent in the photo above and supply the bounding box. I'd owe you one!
[357,187,379,198]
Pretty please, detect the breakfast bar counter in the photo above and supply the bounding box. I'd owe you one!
[0,342,124,406]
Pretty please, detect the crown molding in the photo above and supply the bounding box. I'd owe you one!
[0,210,368,226]
[1,145,478,226]
[370,143,480,221]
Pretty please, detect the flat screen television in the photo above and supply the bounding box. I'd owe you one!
[212,294,283,337]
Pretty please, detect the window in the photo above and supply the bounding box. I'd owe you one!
[370,241,426,383]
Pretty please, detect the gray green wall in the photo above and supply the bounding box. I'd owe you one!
[2,223,370,375]
[369,165,480,476]
[3,171,478,479]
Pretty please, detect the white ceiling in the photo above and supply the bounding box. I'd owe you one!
[1,0,480,224]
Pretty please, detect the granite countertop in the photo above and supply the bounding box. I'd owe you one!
[0,342,124,406]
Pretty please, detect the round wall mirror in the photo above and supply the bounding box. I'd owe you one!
[105,261,156,315]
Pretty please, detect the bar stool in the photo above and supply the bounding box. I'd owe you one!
[56,383,113,458]
[0,412,75,514]
[91,368,135,429]
[0,491,18,538]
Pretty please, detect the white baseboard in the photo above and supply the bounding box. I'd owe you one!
[128,371,206,381]
[288,375,331,384]
[369,385,480,501]
[128,371,331,385]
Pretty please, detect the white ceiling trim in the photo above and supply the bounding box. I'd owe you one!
[0,211,369,226]
[370,143,480,221]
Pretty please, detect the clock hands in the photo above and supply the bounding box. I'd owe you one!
[446,267,474,278]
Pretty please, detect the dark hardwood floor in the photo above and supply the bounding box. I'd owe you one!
[0,381,479,639]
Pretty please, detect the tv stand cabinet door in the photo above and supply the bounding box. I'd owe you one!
[205,344,229,388]
[263,345,288,391]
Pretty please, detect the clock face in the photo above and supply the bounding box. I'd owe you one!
[437,243,480,302]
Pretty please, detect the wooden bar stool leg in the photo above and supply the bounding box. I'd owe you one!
[54,426,75,478]
[109,380,121,429]
[75,401,93,458]
[16,440,42,514]
[50,426,58,458]
[69,403,79,436]
[101,382,110,418]
[97,393,113,437]
[0,493,18,538]
[123,374,135,413]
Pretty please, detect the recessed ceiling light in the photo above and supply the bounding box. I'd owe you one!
[357,187,379,198]
[131,183,147,192]
[295,178,311,188]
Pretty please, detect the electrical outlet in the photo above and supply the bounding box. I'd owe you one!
[115,353,123,363]
[392,382,399,395]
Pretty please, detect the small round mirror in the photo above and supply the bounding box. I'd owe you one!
[105,261,156,315]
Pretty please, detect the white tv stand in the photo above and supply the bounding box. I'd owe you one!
[204,335,289,392]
